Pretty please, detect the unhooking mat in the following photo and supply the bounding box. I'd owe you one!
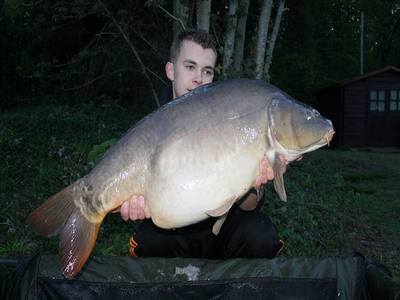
[1,252,398,299]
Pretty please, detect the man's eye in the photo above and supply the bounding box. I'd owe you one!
[204,70,213,76]
[186,65,195,70]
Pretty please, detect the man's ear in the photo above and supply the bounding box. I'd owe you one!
[165,62,175,81]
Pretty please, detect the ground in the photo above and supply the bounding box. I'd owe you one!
[0,102,399,279]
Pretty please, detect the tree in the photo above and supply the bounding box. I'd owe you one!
[233,0,250,74]
[222,0,238,78]
[11,0,400,110]
[173,0,190,37]
[263,0,285,81]
[196,0,212,32]
[359,0,400,69]
[254,0,273,80]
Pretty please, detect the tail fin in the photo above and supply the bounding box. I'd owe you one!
[27,184,76,237]
[59,211,101,279]
[27,183,103,279]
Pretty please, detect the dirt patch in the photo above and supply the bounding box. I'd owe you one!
[342,224,399,276]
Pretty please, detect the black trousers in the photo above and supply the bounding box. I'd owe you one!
[132,204,281,259]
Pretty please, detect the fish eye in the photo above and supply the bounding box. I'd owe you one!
[305,109,320,121]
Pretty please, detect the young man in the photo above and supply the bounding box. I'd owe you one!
[119,30,283,259]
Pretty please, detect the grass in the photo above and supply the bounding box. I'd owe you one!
[1,101,399,280]
[263,150,400,279]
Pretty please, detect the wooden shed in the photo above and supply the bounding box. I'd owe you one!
[316,66,400,147]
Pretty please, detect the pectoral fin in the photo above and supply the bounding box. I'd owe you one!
[256,185,265,203]
[212,213,228,235]
[206,196,237,217]
[207,196,237,236]
[273,156,287,202]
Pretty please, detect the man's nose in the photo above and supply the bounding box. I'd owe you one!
[193,70,203,84]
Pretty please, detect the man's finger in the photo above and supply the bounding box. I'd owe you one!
[129,198,139,220]
[136,197,145,220]
[120,201,129,221]
[266,165,274,180]
[257,158,272,184]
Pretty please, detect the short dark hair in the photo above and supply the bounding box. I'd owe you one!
[169,30,217,63]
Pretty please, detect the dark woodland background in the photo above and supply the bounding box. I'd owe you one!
[1,0,399,110]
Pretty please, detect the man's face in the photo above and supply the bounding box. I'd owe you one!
[166,40,217,99]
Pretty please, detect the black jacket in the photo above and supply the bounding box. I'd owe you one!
[158,84,173,106]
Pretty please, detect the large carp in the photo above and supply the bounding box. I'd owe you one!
[27,79,334,279]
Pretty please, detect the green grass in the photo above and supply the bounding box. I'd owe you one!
[1,102,399,279]
[263,149,400,278]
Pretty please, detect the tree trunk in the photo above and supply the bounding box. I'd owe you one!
[233,0,250,74]
[222,0,238,79]
[254,0,273,80]
[173,0,190,38]
[264,0,285,81]
[196,0,212,32]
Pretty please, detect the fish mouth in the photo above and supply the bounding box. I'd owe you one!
[293,128,335,155]
[324,129,335,146]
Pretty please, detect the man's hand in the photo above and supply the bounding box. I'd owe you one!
[254,157,275,189]
[114,195,151,221]
[240,157,275,211]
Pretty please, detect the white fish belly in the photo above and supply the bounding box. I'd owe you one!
[146,129,265,229]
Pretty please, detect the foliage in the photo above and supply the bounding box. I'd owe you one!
[87,138,117,164]
[271,0,400,101]
[0,100,138,256]
[1,0,399,108]
[1,102,399,279]
[0,0,169,110]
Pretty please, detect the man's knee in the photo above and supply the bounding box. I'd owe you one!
[241,213,280,257]
[131,220,177,257]
[221,210,281,258]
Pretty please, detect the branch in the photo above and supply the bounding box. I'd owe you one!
[98,0,160,107]
[51,35,119,69]
[145,67,168,85]
[60,68,139,91]
[23,0,43,7]
[131,27,165,62]
[157,3,186,31]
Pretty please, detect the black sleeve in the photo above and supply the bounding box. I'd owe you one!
[158,83,173,106]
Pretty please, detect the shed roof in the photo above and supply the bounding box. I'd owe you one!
[338,65,400,86]
[319,66,400,92]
